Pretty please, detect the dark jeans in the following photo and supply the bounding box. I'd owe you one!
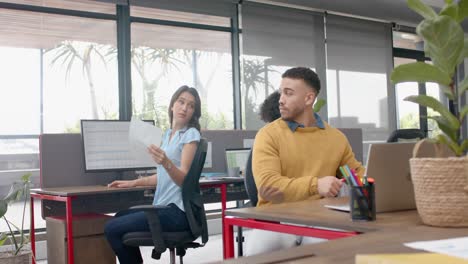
[104,203,190,264]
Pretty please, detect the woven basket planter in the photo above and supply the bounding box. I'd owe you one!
[0,249,31,264]
[410,155,468,227]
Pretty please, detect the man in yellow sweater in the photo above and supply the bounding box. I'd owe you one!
[246,67,364,255]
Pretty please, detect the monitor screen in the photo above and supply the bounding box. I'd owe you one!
[225,148,251,174]
[81,119,156,172]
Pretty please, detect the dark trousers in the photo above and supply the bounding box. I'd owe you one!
[104,203,190,264]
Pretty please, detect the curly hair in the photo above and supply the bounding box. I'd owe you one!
[168,85,201,132]
[259,91,281,123]
[282,67,321,94]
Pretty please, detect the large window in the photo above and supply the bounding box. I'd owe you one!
[241,2,326,130]
[0,4,117,233]
[130,10,234,130]
[393,30,445,139]
[326,15,393,163]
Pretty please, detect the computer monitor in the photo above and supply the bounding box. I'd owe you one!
[81,119,156,172]
[225,148,251,175]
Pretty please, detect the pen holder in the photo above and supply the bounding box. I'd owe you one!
[349,183,376,221]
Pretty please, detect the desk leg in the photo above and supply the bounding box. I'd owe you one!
[223,217,234,259]
[30,196,36,264]
[221,183,227,258]
[65,197,74,264]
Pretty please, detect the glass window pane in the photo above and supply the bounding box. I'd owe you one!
[241,3,325,129]
[0,0,116,14]
[394,57,420,130]
[393,31,424,51]
[426,82,444,138]
[130,6,230,27]
[326,15,393,163]
[0,47,41,135]
[131,23,233,130]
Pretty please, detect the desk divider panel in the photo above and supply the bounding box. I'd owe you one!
[201,128,363,173]
[39,134,151,218]
[338,128,363,162]
[201,130,258,173]
[39,128,362,218]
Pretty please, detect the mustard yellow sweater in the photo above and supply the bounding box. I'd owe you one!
[252,119,365,207]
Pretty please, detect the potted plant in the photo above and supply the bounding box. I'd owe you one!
[391,0,468,227]
[0,173,33,263]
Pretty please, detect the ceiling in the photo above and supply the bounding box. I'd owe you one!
[263,0,462,29]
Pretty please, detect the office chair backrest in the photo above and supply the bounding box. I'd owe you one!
[181,138,208,244]
[387,129,425,143]
[244,150,258,207]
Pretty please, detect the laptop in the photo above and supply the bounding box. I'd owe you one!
[327,142,438,213]
[224,148,251,177]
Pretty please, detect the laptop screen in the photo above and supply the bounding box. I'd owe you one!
[225,148,251,174]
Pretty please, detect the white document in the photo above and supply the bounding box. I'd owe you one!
[204,142,213,168]
[128,117,163,165]
[404,236,468,260]
[324,204,350,212]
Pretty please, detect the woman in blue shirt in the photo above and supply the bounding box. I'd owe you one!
[104,85,202,264]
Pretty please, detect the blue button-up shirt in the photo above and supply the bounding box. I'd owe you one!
[153,127,200,211]
[286,113,325,132]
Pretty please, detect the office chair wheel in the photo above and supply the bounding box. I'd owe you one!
[151,249,163,260]
[176,247,186,257]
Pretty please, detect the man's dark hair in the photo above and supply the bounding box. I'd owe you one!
[282,67,321,94]
[259,91,281,123]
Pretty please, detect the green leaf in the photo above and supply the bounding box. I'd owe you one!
[3,183,24,204]
[436,134,463,156]
[0,200,7,218]
[313,99,326,113]
[21,173,31,183]
[427,116,458,142]
[459,77,468,97]
[461,139,468,153]
[404,95,460,129]
[458,0,468,21]
[440,2,459,20]
[460,105,468,120]
[0,232,7,246]
[417,16,464,76]
[391,62,452,86]
[408,0,437,19]
[438,85,455,100]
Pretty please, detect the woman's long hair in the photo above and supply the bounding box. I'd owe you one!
[168,85,201,131]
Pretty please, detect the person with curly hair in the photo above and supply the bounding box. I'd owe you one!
[259,91,281,123]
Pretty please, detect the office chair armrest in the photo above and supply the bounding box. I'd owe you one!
[122,205,170,254]
[129,204,170,211]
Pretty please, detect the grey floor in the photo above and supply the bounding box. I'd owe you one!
[37,231,245,264]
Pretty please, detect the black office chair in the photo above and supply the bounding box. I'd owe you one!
[121,138,209,264]
[235,149,258,256]
[243,149,258,207]
[386,129,425,143]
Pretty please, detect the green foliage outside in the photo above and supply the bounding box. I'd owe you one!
[391,0,468,156]
[0,174,32,256]
[399,109,442,138]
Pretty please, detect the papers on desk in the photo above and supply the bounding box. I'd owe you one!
[404,236,468,260]
[356,253,468,264]
[129,117,163,165]
[324,204,350,212]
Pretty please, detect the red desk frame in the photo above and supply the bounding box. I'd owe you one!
[222,216,359,259]
[30,182,232,264]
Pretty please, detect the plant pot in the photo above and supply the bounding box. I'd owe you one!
[410,156,468,227]
[0,248,32,264]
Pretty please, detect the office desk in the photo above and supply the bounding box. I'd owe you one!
[30,177,244,264]
[220,198,468,263]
